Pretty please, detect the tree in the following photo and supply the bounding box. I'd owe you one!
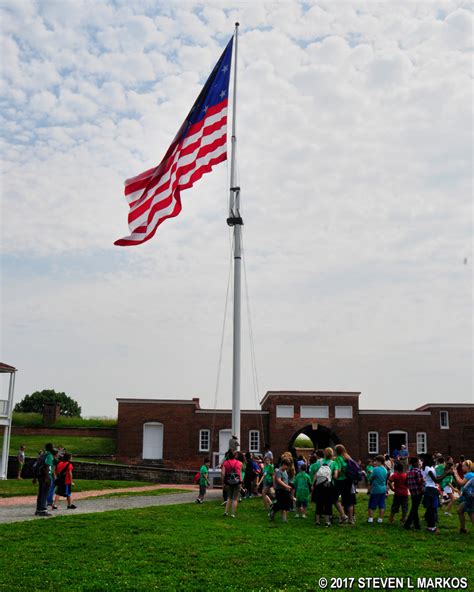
[14,389,82,417]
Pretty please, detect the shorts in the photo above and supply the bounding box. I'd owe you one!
[296,500,308,509]
[335,479,355,509]
[199,485,207,497]
[56,483,72,498]
[368,493,386,510]
[262,484,274,497]
[391,494,408,514]
[225,483,240,501]
[443,485,453,495]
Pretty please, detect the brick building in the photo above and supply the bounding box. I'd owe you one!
[116,391,474,469]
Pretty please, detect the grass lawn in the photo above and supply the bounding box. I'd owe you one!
[90,488,189,499]
[0,497,472,591]
[0,479,151,497]
[6,434,116,457]
[11,413,117,428]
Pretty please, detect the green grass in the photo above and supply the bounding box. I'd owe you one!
[0,497,472,591]
[0,479,149,498]
[90,488,189,500]
[12,413,117,428]
[7,434,116,457]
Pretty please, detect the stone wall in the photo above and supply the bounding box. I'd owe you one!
[8,456,195,484]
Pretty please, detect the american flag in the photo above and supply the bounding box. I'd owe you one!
[115,38,234,247]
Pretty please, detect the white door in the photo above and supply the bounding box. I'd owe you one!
[218,429,232,465]
[143,422,163,460]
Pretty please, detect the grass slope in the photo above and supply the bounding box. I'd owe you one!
[0,497,472,591]
[6,434,116,456]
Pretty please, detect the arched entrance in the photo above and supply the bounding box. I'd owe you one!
[289,424,340,452]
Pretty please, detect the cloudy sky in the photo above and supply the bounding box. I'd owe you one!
[1,0,472,417]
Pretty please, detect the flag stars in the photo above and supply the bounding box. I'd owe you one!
[222,65,229,73]
[203,105,209,113]
[220,90,226,99]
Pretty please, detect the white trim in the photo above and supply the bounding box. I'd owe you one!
[249,430,260,453]
[335,406,353,419]
[118,398,197,405]
[416,432,427,454]
[276,405,294,418]
[417,403,474,410]
[260,391,361,406]
[360,410,431,416]
[387,430,408,455]
[199,429,210,452]
[440,411,450,429]
[195,409,268,415]
[368,431,379,454]
[301,405,329,419]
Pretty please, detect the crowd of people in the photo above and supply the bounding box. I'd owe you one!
[196,442,474,534]
[30,443,77,516]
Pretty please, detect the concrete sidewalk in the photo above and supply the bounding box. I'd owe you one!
[0,488,223,525]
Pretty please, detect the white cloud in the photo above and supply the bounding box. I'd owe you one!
[1,1,472,416]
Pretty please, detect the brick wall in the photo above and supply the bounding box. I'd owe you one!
[262,392,361,461]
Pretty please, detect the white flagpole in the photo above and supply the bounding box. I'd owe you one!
[227,23,242,447]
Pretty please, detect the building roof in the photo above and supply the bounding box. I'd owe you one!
[0,362,17,373]
[416,403,474,410]
[260,390,361,406]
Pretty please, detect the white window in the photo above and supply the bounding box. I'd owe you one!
[416,432,427,454]
[335,406,353,419]
[249,430,260,453]
[440,411,449,429]
[199,429,210,452]
[368,432,379,454]
[300,405,329,419]
[276,405,294,418]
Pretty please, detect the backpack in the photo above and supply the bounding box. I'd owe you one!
[54,463,70,488]
[32,453,46,480]
[315,462,332,486]
[193,471,201,484]
[345,458,363,483]
[225,461,241,486]
[463,476,474,499]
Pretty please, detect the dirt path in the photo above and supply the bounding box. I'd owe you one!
[0,487,222,525]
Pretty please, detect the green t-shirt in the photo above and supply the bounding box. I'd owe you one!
[44,451,54,478]
[366,465,374,477]
[333,455,347,481]
[441,474,453,489]
[294,471,312,502]
[199,465,209,486]
[435,464,445,478]
[263,464,274,485]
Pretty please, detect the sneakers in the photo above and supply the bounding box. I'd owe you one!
[268,509,275,522]
[67,505,77,510]
[367,517,374,523]
[339,515,349,524]
[195,499,204,504]
[223,512,228,517]
[302,514,307,519]
[444,512,451,517]
[51,505,58,510]
[377,518,383,523]
[231,514,235,518]
[35,511,52,517]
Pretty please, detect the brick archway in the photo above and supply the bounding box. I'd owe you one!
[288,424,340,451]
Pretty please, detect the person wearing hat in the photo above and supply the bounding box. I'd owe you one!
[229,434,239,452]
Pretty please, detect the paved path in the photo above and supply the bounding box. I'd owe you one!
[0,487,223,525]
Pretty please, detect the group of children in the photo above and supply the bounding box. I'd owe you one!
[196,447,474,534]
[33,443,77,516]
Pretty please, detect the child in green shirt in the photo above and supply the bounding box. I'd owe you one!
[294,464,312,519]
[196,458,210,504]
